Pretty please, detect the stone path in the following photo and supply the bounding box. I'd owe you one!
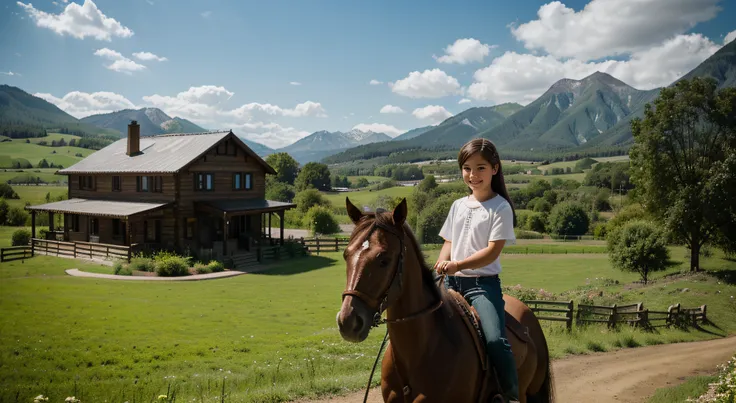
[65,269,247,281]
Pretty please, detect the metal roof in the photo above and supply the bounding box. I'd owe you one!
[197,199,297,214]
[56,131,275,174]
[26,198,172,218]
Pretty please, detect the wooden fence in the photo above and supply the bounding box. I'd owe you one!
[31,238,132,262]
[524,300,707,330]
[0,245,33,262]
[299,237,350,254]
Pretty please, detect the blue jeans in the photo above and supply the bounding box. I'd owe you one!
[445,275,519,401]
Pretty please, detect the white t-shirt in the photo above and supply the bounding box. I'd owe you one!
[438,194,516,277]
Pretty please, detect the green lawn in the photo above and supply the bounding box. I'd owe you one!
[1,243,734,402]
[26,133,82,144]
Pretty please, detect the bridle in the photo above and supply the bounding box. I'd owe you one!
[341,215,443,328]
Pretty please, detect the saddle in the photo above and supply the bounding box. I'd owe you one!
[445,288,530,386]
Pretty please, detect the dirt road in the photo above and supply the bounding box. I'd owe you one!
[295,336,736,403]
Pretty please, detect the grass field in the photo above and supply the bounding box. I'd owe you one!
[0,243,734,402]
[0,168,65,184]
[5,184,67,209]
[0,137,95,167]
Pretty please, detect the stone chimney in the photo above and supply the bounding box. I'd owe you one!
[127,120,140,156]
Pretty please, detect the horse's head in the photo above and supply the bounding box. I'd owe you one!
[336,197,408,342]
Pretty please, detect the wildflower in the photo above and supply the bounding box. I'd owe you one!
[33,396,49,403]
[157,395,168,401]
[65,398,80,403]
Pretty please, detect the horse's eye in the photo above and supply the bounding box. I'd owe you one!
[379,259,389,268]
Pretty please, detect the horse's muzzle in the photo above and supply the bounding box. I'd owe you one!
[337,295,373,342]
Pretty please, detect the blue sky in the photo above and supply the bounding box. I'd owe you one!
[1,0,734,148]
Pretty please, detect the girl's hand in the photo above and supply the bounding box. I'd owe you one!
[434,260,460,275]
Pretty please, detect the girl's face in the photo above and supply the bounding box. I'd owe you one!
[462,152,498,194]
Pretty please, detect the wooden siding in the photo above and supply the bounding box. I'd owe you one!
[69,174,176,203]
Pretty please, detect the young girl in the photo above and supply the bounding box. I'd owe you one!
[434,138,519,403]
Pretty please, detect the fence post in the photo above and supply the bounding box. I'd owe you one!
[609,304,617,328]
[315,236,320,255]
[566,300,573,330]
[701,305,707,323]
[127,247,132,263]
[335,237,338,251]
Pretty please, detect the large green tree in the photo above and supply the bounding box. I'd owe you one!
[265,152,299,185]
[295,162,331,192]
[607,220,670,285]
[630,77,736,271]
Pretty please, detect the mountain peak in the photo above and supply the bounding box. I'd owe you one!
[545,71,635,96]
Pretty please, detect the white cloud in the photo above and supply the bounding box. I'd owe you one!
[390,68,463,98]
[510,0,720,61]
[141,85,235,124]
[133,51,167,62]
[369,79,383,85]
[468,33,721,104]
[725,30,736,45]
[94,48,146,74]
[34,91,137,118]
[1,71,21,76]
[232,123,311,149]
[434,38,496,64]
[458,98,471,104]
[379,105,405,114]
[17,0,133,41]
[289,81,302,86]
[352,123,404,137]
[227,101,327,120]
[201,10,212,18]
[412,105,453,124]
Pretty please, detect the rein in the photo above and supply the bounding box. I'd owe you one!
[341,216,445,402]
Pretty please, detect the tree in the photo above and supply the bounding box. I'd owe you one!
[294,162,331,192]
[265,152,299,185]
[546,202,590,236]
[293,188,331,214]
[265,177,295,202]
[0,198,8,225]
[305,205,340,235]
[607,220,670,284]
[630,77,736,271]
[355,177,369,188]
[417,175,438,193]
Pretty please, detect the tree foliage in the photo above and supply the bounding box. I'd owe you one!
[294,162,331,192]
[630,77,736,271]
[265,152,299,185]
[305,205,340,235]
[607,220,670,284]
[546,202,590,236]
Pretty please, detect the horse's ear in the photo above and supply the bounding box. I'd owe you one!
[345,197,363,224]
[392,198,407,226]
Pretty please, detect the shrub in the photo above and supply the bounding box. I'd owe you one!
[113,261,132,276]
[6,207,29,226]
[305,205,340,235]
[526,213,547,233]
[294,188,331,214]
[194,263,212,274]
[416,194,456,244]
[593,222,608,240]
[11,229,31,246]
[515,229,544,239]
[547,202,590,236]
[0,183,19,199]
[129,257,155,272]
[207,260,224,272]
[155,255,191,277]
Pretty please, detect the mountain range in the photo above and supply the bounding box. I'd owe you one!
[277,129,393,163]
[80,108,208,137]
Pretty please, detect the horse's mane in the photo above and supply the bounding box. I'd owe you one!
[353,212,443,301]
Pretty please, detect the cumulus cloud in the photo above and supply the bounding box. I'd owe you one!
[390,68,463,98]
[468,33,722,104]
[725,30,736,45]
[232,122,311,149]
[34,91,137,118]
[412,105,453,124]
[352,123,405,137]
[1,71,22,76]
[458,98,471,104]
[94,48,146,74]
[379,105,405,114]
[17,0,133,41]
[510,0,720,61]
[289,81,302,86]
[133,51,167,62]
[434,38,495,64]
[369,79,383,85]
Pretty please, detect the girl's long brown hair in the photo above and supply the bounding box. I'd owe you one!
[458,138,517,227]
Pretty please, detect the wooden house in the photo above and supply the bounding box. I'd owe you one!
[26,121,296,262]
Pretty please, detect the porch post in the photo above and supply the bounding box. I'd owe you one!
[31,210,36,239]
[48,212,54,233]
[279,210,285,246]
[268,212,272,242]
[223,212,228,256]
[126,218,132,246]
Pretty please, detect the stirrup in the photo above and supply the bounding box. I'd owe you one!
[490,394,505,403]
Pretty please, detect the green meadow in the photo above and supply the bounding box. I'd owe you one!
[5,184,68,209]
[0,243,734,402]
[0,135,95,167]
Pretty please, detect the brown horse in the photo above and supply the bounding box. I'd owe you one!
[336,198,554,403]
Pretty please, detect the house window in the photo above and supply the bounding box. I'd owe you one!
[233,172,252,190]
[136,176,163,192]
[90,218,99,236]
[112,176,121,192]
[195,173,214,191]
[69,215,80,232]
[79,175,95,190]
[184,217,196,240]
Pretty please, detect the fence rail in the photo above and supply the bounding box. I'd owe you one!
[525,300,574,329]
[0,245,33,262]
[31,238,132,262]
